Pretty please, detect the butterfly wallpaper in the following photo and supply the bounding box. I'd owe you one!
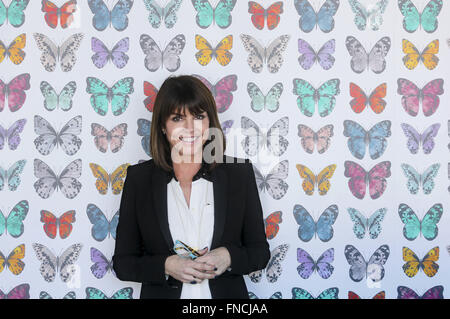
[0,0,449,299]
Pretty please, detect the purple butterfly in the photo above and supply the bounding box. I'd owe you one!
[0,283,30,299]
[0,119,26,150]
[91,37,129,69]
[90,247,115,279]
[297,247,334,279]
[401,123,440,154]
[397,285,443,299]
[221,120,234,135]
[298,38,335,70]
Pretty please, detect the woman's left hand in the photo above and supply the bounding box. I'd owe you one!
[194,247,231,277]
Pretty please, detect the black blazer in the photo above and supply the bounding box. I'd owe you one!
[112,155,270,299]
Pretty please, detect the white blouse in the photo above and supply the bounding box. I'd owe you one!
[167,175,215,299]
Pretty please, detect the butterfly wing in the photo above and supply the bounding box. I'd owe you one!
[88,0,109,30]
[367,208,386,239]
[349,82,368,113]
[5,244,25,275]
[85,287,108,299]
[292,204,315,242]
[58,115,82,156]
[421,78,443,117]
[91,37,110,68]
[316,204,338,241]
[421,247,439,277]
[400,123,420,154]
[57,159,82,199]
[241,116,264,156]
[59,0,77,28]
[109,123,127,153]
[110,163,130,195]
[397,286,420,299]
[32,243,57,282]
[86,203,109,241]
[214,0,237,29]
[402,246,420,277]
[33,159,58,198]
[211,74,237,113]
[348,0,367,30]
[263,160,289,200]
[89,163,109,195]
[344,161,367,199]
[33,33,59,72]
[344,245,366,282]
[297,124,315,154]
[367,245,390,282]
[421,0,443,33]
[110,37,129,69]
[143,0,163,28]
[316,0,339,32]
[343,120,367,160]
[5,73,30,112]
[265,34,290,73]
[137,118,151,156]
[58,243,82,282]
[33,115,58,155]
[5,118,26,150]
[143,81,158,112]
[367,120,391,160]
[316,164,336,195]
[58,33,83,72]
[264,211,282,240]
[291,287,314,299]
[265,244,289,283]
[40,210,58,239]
[90,247,111,279]
[294,0,316,33]
[421,203,443,241]
[110,77,134,116]
[397,78,420,116]
[398,203,420,241]
[58,210,75,239]
[295,164,316,196]
[240,34,265,73]
[292,78,316,117]
[91,123,110,153]
[297,38,317,70]
[421,163,440,194]
[315,248,334,279]
[247,82,265,112]
[110,0,133,31]
[420,39,439,70]
[248,1,265,30]
[368,0,388,31]
[214,35,233,66]
[346,36,368,73]
[316,39,335,70]
[162,34,185,72]
[421,123,440,154]
[266,116,289,156]
[402,39,421,70]
[6,159,26,191]
[109,210,120,240]
[317,78,340,117]
[6,33,26,65]
[368,36,391,73]
[401,163,420,194]
[368,83,387,114]
[367,161,391,199]
[398,0,420,32]
[139,34,162,72]
[191,0,214,28]
[347,208,368,239]
[422,286,444,299]
[111,287,133,299]
[86,77,109,116]
[296,247,316,279]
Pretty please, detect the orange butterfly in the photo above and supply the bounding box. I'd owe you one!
[264,211,282,240]
[89,163,130,195]
[195,35,233,66]
[402,246,439,278]
[349,82,386,114]
[402,39,439,70]
[296,164,336,196]
[0,244,25,275]
[248,1,283,30]
[0,34,26,65]
[40,210,75,239]
[41,0,77,29]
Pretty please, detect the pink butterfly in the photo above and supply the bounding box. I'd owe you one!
[91,123,128,153]
[192,74,237,113]
[397,78,443,117]
[297,124,334,154]
[344,161,391,199]
[0,73,30,112]
[0,283,30,299]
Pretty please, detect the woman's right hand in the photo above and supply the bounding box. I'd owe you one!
[164,249,216,284]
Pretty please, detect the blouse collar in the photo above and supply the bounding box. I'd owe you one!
[166,159,213,183]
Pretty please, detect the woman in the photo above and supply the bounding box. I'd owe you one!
[112,75,270,299]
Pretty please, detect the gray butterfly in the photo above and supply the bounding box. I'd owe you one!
[249,244,289,283]
[240,34,290,73]
[139,33,185,72]
[345,36,391,73]
[344,244,390,282]
[32,243,82,283]
[39,291,76,299]
[241,116,289,157]
[253,160,289,200]
[33,33,84,72]
[34,115,82,156]
[348,0,389,31]
[33,158,82,199]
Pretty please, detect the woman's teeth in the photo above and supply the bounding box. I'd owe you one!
[180,136,199,143]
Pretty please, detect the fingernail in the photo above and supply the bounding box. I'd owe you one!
[190,281,197,284]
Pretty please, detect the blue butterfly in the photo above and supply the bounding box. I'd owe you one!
[294,0,340,33]
[137,118,151,157]
[343,120,391,160]
[347,207,386,239]
[86,203,119,241]
[87,0,134,31]
[293,204,338,242]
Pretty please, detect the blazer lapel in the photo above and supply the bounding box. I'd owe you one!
[211,165,228,250]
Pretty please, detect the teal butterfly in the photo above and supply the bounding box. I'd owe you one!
[85,287,133,299]
[0,159,26,191]
[39,291,76,299]
[40,81,77,112]
[0,200,28,238]
[191,0,236,28]
[247,82,283,113]
[398,0,443,33]
[292,287,339,299]
[398,203,443,241]
[0,0,29,27]
[347,207,386,239]
[292,78,340,117]
[401,163,440,195]
[143,0,182,28]
[86,77,134,116]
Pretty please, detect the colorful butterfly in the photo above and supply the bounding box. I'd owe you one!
[33,33,83,72]
[348,0,388,31]
[87,0,133,31]
[344,244,390,282]
[143,0,182,28]
[191,0,236,28]
[402,246,439,278]
[85,287,133,299]
[292,287,339,299]
[41,0,77,29]
[401,123,440,154]
[293,204,338,242]
[397,78,443,117]
[0,33,25,64]
[292,78,340,117]
[0,118,26,150]
[401,163,440,195]
[137,118,151,157]
[40,81,76,112]
[0,284,30,299]
[264,211,282,240]
[298,38,335,70]
[0,200,28,238]
[397,285,443,299]
[39,291,76,299]
[195,34,233,66]
[91,123,127,154]
[347,207,386,239]
[86,77,134,116]
[89,163,130,195]
[91,37,129,69]
[143,81,158,112]
[402,39,439,70]
[0,0,29,27]
[86,203,119,241]
[90,247,115,279]
[33,158,82,199]
[398,203,442,241]
[0,73,30,112]
[193,74,237,113]
[344,161,391,199]
[248,291,282,299]
[346,36,391,73]
[139,33,185,72]
[296,164,336,196]
[248,244,289,283]
[40,210,75,239]
[0,159,26,192]
[398,0,442,33]
[247,82,282,113]
[33,115,82,156]
[253,160,289,200]
[248,1,283,30]
[348,291,385,299]
[343,120,391,160]
[349,82,387,114]
[240,34,290,73]
[297,248,334,279]
[0,244,25,275]
[297,124,333,154]
[294,0,340,33]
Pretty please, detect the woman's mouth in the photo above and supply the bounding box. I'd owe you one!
[179,136,200,144]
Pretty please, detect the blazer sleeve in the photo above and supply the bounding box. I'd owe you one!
[222,159,270,275]
[112,165,169,285]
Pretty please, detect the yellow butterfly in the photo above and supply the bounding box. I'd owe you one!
[195,34,233,66]
[89,163,130,195]
[402,39,439,70]
[402,246,439,278]
[0,33,26,65]
[296,164,336,196]
[0,244,25,275]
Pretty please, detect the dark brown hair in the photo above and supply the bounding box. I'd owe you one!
[149,75,226,172]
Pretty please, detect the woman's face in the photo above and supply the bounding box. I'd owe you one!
[164,107,210,162]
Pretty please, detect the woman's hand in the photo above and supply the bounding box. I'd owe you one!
[194,247,231,277]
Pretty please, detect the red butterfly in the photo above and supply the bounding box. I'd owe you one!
[248,2,283,30]
[40,210,76,239]
[349,82,387,114]
[348,291,385,299]
[143,81,158,112]
[41,0,77,29]
[264,211,282,240]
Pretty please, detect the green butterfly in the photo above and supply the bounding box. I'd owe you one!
[398,203,443,241]
[398,0,443,33]
[86,77,134,116]
[191,0,236,29]
[247,82,283,113]
[0,0,29,27]
[292,78,340,117]
[40,81,77,112]
[292,287,339,299]
[0,200,28,238]
[85,287,133,299]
